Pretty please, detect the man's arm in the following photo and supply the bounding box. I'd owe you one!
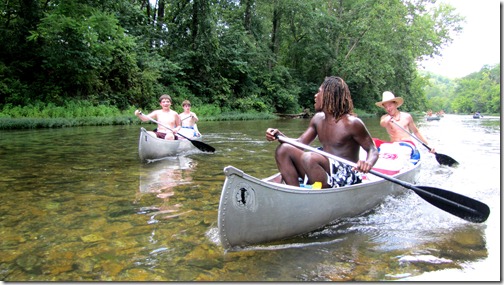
[379,114,391,128]
[406,115,429,146]
[173,113,182,132]
[351,118,378,173]
[191,112,199,123]
[265,113,320,143]
[135,109,157,122]
[297,113,321,145]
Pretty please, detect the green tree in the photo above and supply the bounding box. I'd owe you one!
[261,0,463,113]
[452,64,500,114]
[27,2,140,108]
[0,0,44,105]
[422,71,458,112]
[0,0,466,117]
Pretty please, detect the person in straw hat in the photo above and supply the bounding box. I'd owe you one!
[376,91,434,153]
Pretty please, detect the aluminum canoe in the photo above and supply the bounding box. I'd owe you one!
[138,127,201,161]
[218,161,421,251]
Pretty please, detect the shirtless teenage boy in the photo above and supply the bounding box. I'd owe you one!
[135,94,181,140]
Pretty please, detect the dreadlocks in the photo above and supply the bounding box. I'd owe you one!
[321,76,355,120]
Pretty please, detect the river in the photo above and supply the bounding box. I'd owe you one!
[0,114,500,281]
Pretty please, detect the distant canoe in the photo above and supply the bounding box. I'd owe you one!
[473,113,483,119]
[138,127,201,161]
[426,115,440,121]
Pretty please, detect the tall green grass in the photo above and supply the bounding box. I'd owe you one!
[0,101,279,129]
[0,101,125,118]
[0,101,377,130]
[0,116,135,129]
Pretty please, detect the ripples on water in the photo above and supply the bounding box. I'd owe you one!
[0,115,499,281]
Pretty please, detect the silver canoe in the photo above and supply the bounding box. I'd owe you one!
[426,115,440,121]
[218,161,421,251]
[138,127,201,161]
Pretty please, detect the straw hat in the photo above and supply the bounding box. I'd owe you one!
[375,91,404,108]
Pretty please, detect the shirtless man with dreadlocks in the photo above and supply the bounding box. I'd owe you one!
[265,76,378,188]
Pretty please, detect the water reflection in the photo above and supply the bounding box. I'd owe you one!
[0,115,499,281]
[135,156,197,222]
[138,156,196,195]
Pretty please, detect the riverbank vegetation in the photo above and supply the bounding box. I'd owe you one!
[1,0,499,130]
[0,101,380,129]
[423,64,500,114]
[0,101,281,129]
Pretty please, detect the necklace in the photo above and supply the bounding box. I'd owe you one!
[392,112,401,121]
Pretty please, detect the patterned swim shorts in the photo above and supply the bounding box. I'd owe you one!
[300,156,362,188]
[326,158,362,187]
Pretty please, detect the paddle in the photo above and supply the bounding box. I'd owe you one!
[139,111,215,153]
[276,135,489,223]
[391,120,459,167]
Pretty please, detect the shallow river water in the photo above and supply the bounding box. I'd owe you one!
[0,114,500,281]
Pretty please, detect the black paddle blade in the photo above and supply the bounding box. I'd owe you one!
[435,152,459,167]
[413,186,490,223]
[190,139,215,153]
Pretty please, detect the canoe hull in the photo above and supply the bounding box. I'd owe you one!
[138,127,200,161]
[426,116,440,121]
[218,162,421,250]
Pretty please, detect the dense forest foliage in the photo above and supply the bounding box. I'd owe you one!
[423,64,500,114]
[2,0,496,117]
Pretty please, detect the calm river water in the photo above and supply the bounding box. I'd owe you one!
[0,114,500,281]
